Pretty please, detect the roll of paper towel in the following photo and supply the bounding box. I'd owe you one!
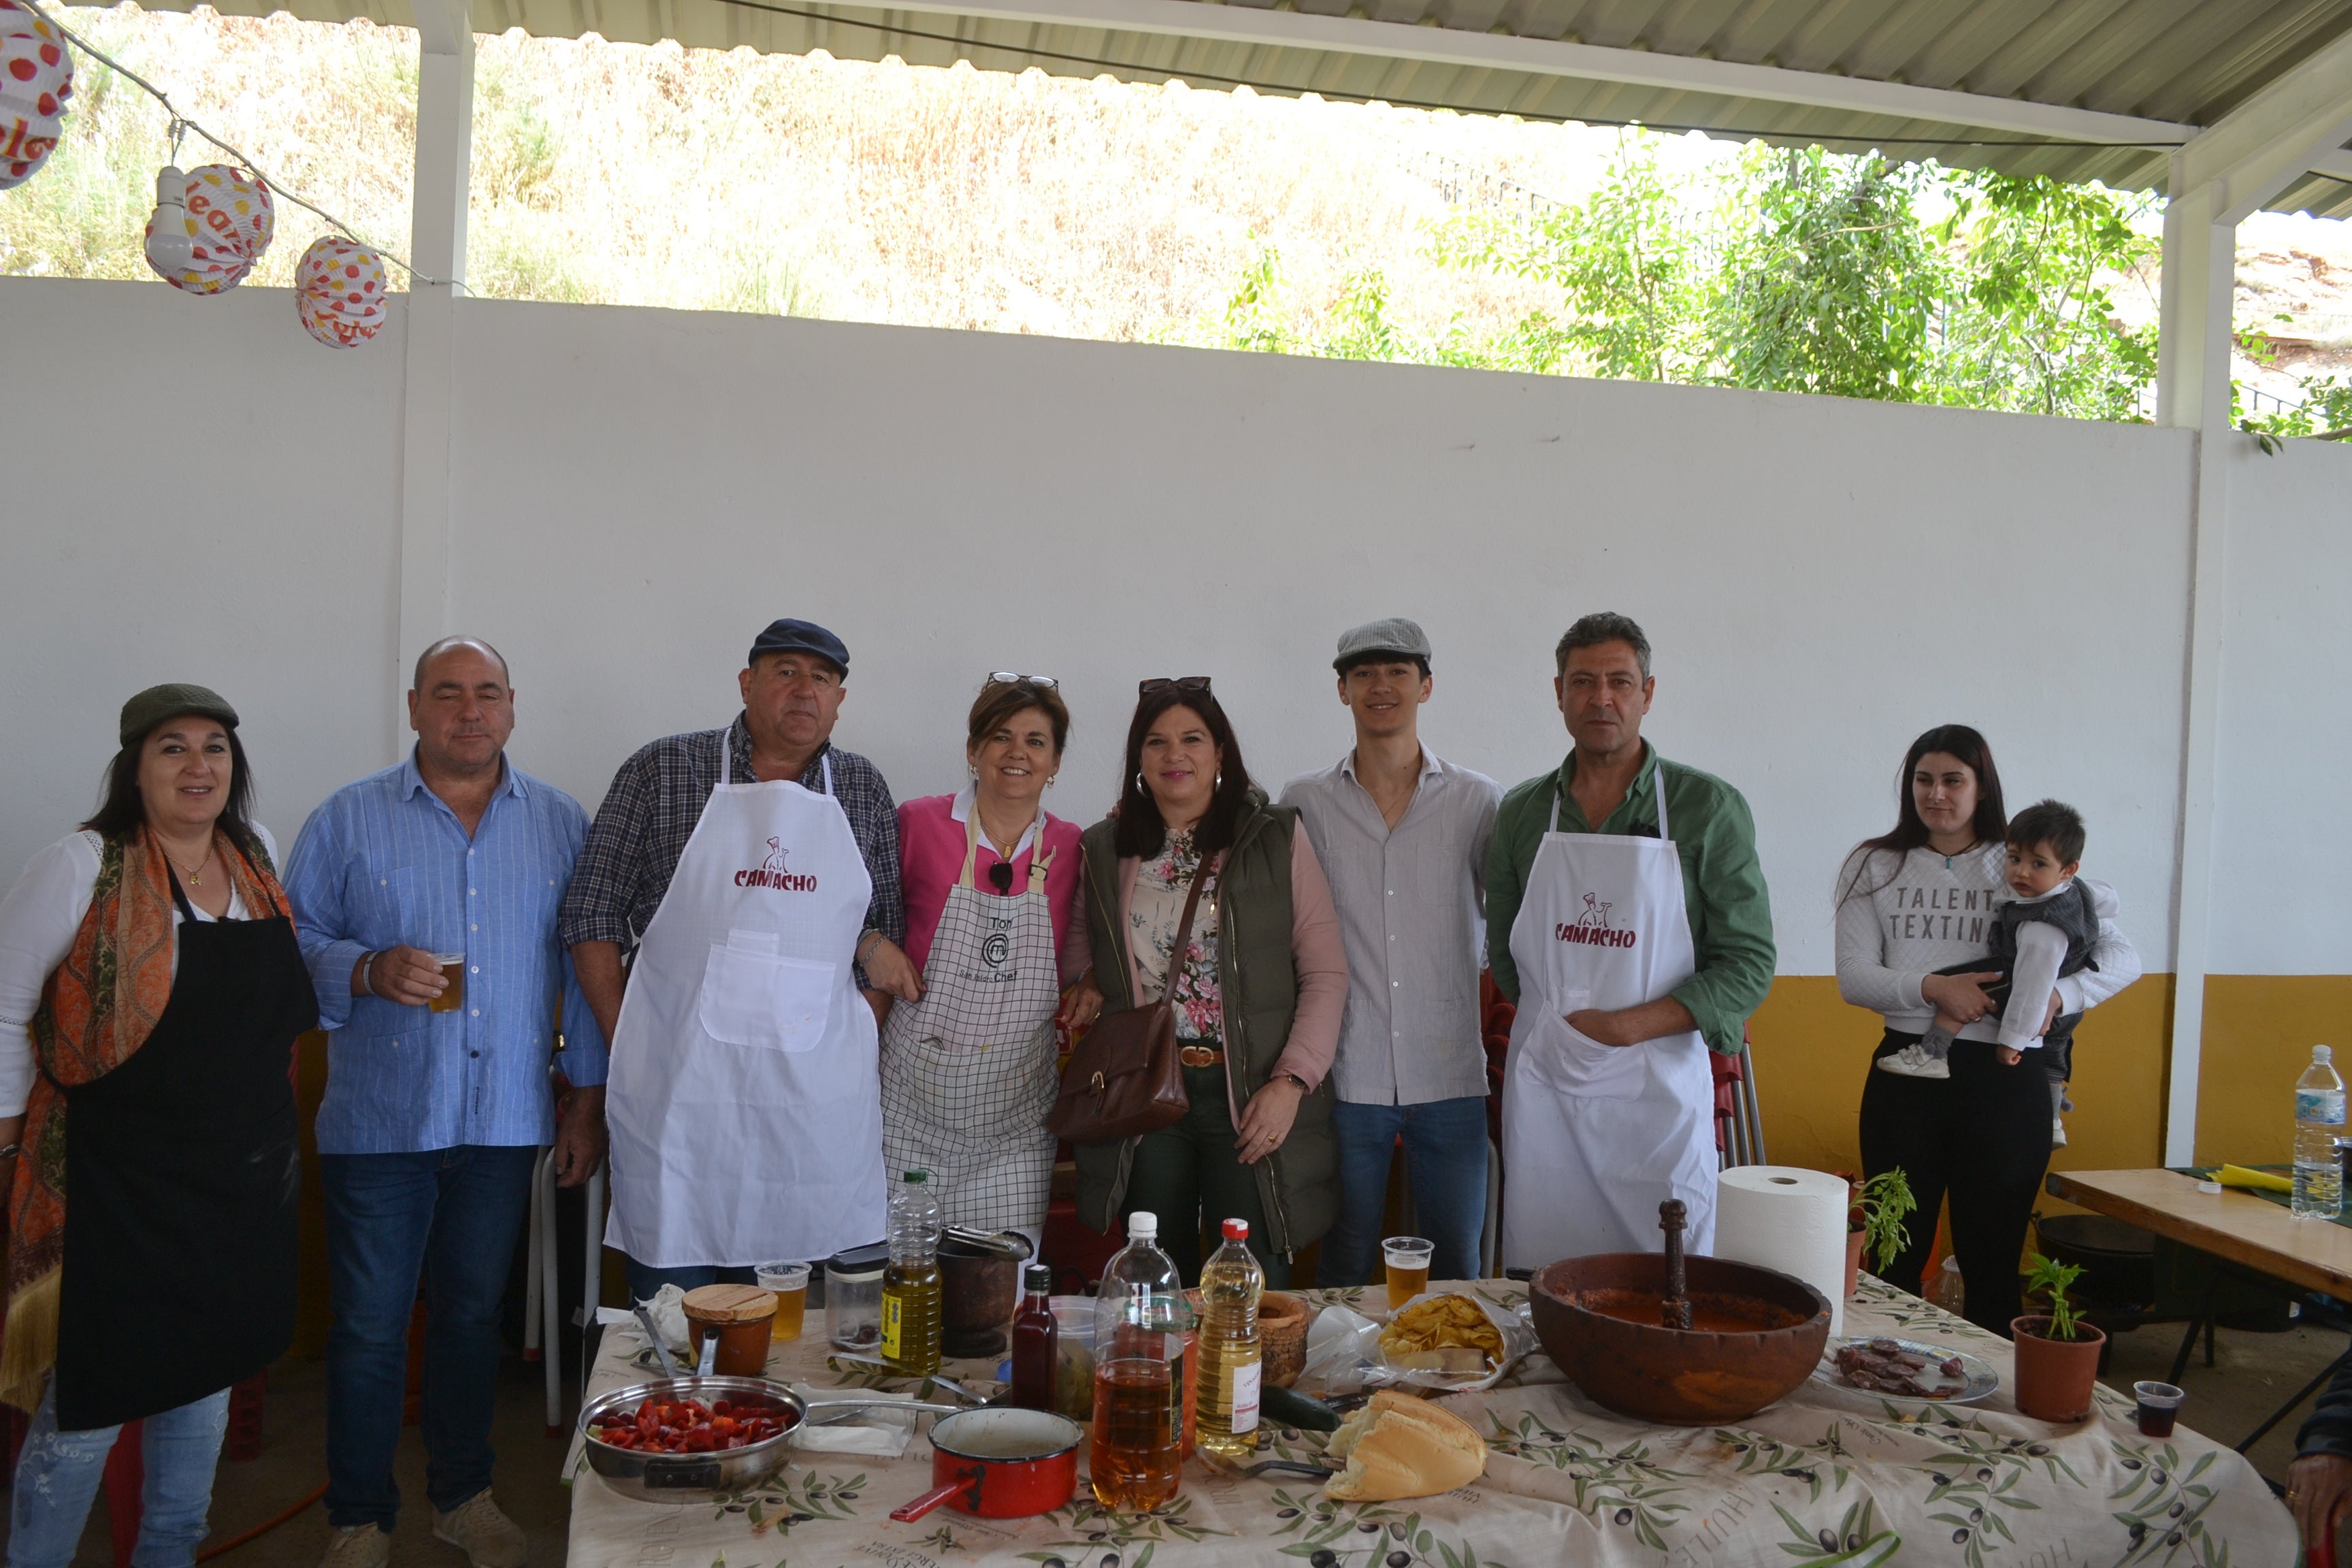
[1714,1165,1850,1337]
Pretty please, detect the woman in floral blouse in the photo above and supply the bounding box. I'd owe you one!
[1071,679,1347,1285]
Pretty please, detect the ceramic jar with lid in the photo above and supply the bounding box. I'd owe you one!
[682,1284,778,1376]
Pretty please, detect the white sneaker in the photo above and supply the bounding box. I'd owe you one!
[320,1526,391,1568]
[1875,1043,1950,1079]
[2052,1115,2069,1148]
[434,1492,528,1568]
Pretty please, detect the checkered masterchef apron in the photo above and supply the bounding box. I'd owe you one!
[878,806,1062,1232]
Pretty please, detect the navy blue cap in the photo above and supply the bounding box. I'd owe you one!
[749,618,849,675]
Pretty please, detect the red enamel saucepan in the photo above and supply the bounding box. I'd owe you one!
[889,1407,1083,1522]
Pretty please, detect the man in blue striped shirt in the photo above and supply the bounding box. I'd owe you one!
[285,637,607,1568]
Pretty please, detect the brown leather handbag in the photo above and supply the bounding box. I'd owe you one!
[1047,855,1210,1144]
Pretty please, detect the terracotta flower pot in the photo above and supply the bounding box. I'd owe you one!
[2010,1316,2107,1422]
[1845,1230,1865,1298]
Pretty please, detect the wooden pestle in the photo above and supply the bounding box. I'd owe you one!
[1659,1200,1693,1330]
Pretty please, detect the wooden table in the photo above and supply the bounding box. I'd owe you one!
[2044,1167,2352,1298]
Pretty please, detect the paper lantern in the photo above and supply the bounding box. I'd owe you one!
[0,5,73,192]
[147,163,274,293]
[295,235,388,347]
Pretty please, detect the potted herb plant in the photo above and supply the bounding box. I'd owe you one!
[1846,1169,1916,1298]
[2012,1252,2108,1422]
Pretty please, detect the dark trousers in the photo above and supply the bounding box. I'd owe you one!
[1121,1064,1289,1288]
[1323,1096,1490,1287]
[1858,1033,2052,1337]
[321,1145,540,1531]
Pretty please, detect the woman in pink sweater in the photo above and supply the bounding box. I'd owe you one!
[1069,679,1347,1286]
[885,677,1100,1249]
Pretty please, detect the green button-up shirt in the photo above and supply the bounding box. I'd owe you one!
[1486,741,1775,1055]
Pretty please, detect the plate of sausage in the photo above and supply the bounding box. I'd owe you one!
[1811,1337,1998,1405]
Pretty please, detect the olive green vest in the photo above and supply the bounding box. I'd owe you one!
[1072,791,1337,1258]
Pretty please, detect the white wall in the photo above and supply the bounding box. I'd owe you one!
[2208,435,2352,974]
[0,278,2219,974]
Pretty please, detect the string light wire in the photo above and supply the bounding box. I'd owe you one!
[12,0,451,287]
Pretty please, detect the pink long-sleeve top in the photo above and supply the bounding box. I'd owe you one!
[1111,826,1347,1105]
[898,791,1088,984]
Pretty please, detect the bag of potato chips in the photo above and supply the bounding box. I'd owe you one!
[1373,1291,1538,1393]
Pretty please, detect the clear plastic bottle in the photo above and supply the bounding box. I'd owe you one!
[1929,1254,1966,1317]
[1194,1218,1264,1460]
[881,1169,943,1374]
[2295,1045,2346,1220]
[1091,1211,1192,1509]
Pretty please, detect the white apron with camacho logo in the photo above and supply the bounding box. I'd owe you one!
[606,745,887,1269]
[879,806,1062,1235]
[1499,766,1717,1273]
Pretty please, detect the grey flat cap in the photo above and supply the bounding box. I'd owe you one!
[1333,617,1433,672]
[120,683,240,748]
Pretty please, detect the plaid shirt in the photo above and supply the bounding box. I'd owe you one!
[558,717,904,985]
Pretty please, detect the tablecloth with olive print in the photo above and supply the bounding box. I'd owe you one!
[563,1277,2295,1568]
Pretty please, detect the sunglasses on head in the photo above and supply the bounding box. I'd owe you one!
[987,861,1014,894]
[1139,676,1213,698]
[987,672,1059,690]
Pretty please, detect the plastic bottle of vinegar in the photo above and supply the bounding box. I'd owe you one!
[1091,1212,1190,1509]
[1193,1218,1265,1461]
[881,1169,943,1374]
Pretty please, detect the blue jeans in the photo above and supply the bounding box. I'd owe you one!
[322,1145,538,1532]
[622,1259,757,1304]
[7,1382,229,1568]
[1322,1096,1490,1288]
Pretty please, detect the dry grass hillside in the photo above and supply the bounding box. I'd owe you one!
[3,3,2345,408]
[5,5,1708,346]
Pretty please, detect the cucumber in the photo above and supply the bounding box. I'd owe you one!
[1261,1383,1341,1433]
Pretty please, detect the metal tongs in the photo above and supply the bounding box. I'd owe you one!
[632,1304,687,1378]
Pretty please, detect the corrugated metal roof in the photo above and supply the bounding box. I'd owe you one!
[142,0,2352,217]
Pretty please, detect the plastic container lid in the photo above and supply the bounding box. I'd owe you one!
[902,1169,929,1183]
[2319,1045,2336,1064]
[1222,1218,1249,1241]
[1128,1211,1158,1241]
[826,1241,889,1280]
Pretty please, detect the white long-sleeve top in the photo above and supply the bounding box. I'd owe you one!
[1833,842,2140,1043]
[0,826,275,1119]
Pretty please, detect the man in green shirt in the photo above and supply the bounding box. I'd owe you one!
[1488,612,1775,1267]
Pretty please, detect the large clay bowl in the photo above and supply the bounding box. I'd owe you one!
[1530,1254,1831,1426]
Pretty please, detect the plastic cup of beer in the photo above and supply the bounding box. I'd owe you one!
[428,953,466,1013]
[755,1262,811,1341]
[1382,1237,1434,1312]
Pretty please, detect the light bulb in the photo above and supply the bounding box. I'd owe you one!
[144,166,193,275]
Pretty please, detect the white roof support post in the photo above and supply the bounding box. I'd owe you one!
[393,0,474,751]
[2153,33,2352,1164]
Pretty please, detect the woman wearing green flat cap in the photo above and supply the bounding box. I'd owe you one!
[0,683,315,1568]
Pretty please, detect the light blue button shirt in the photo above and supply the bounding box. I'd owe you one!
[284,752,609,1155]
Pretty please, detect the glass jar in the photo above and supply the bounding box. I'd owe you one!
[826,1241,888,1352]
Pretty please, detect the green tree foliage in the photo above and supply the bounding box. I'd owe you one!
[1210,133,2168,426]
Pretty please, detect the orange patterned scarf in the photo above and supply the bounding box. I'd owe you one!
[0,826,289,1411]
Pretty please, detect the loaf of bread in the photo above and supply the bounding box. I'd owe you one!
[1322,1390,1487,1501]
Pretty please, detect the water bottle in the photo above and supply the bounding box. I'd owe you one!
[1193,1218,1265,1460]
[881,1169,943,1373]
[1090,1212,1192,1509]
[2295,1045,2346,1220]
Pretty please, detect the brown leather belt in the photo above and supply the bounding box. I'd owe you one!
[1177,1045,1226,1067]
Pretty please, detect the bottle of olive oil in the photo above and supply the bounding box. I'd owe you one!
[880,1169,943,1375]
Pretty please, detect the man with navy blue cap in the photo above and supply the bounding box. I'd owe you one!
[561,618,916,1298]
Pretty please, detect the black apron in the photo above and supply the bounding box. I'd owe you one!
[52,872,316,1430]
